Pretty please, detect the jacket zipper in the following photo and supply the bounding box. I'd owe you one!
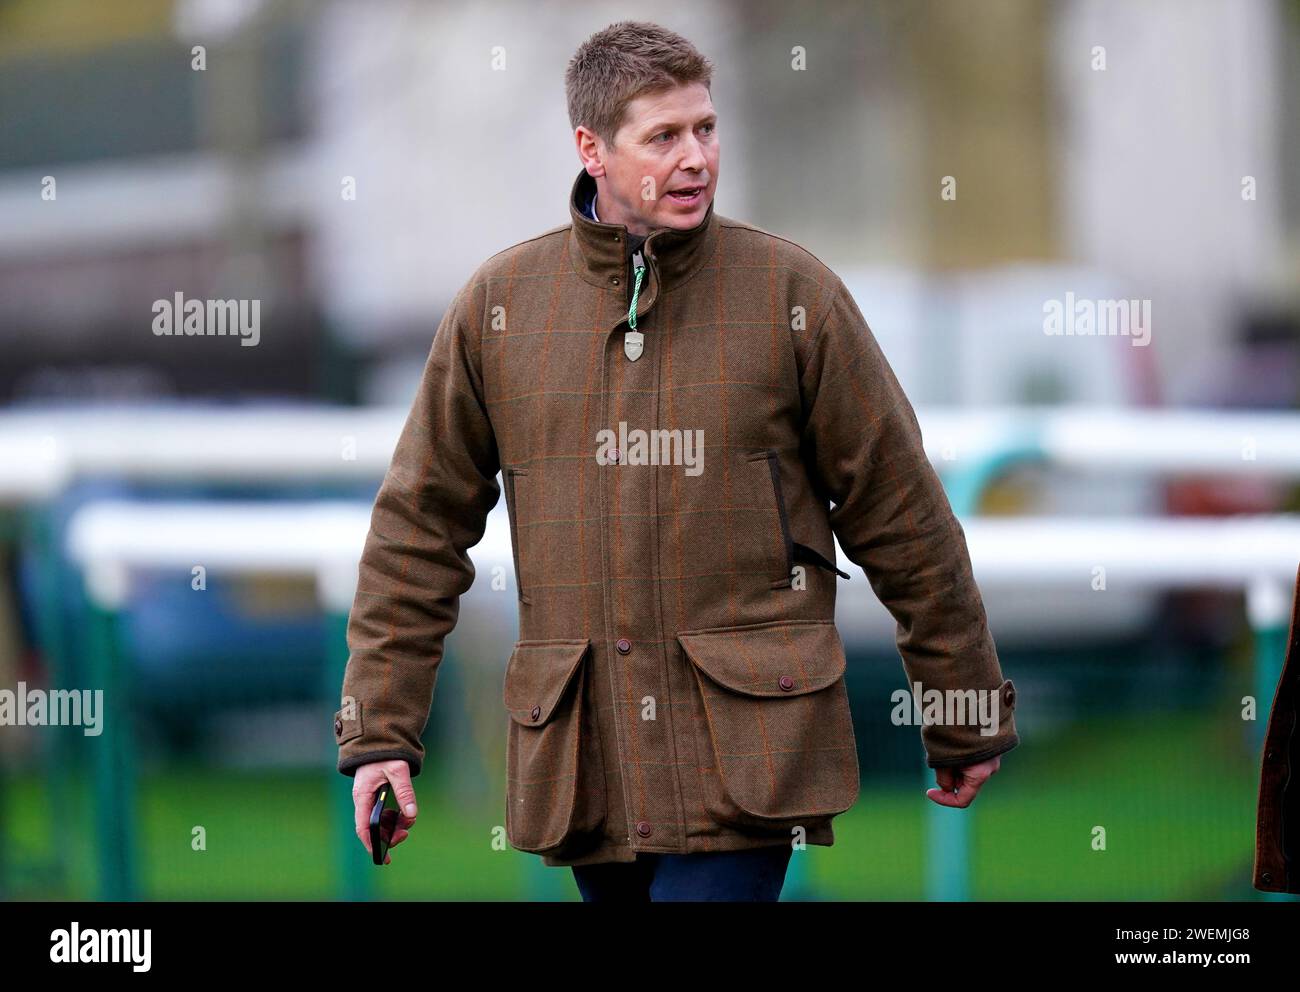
[628,250,646,324]
[623,250,647,361]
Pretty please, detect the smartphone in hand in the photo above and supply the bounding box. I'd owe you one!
[369,783,400,866]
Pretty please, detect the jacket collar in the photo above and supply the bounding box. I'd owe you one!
[566,169,719,298]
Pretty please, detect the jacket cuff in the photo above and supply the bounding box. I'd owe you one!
[334,700,424,777]
[921,678,1019,768]
[927,732,1019,769]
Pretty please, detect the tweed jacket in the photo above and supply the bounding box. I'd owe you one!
[335,168,1020,866]
[1254,563,1300,892]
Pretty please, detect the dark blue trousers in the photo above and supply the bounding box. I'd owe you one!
[571,845,793,902]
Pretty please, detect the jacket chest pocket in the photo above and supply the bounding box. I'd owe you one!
[677,619,860,834]
[503,467,531,604]
[502,638,605,855]
[743,450,850,588]
[744,450,795,589]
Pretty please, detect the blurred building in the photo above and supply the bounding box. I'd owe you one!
[0,0,1295,408]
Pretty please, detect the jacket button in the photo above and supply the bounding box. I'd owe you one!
[609,448,621,464]
[334,717,343,736]
[530,705,542,722]
[635,821,652,837]
[1262,871,1273,884]
[611,276,620,285]
[778,675,795,691]
[616,638,632,654]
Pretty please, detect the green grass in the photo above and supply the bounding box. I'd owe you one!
[815,710,1264,900]
[2,765,540,901]
[1,708,1283,901]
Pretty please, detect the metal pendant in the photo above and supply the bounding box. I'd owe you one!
[624,329,644,362]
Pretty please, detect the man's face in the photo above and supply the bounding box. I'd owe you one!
[577,82,719,236]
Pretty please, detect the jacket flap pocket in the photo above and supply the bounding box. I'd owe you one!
[677,620,846,696]
[503,639,591,725]
[676,619,859,828]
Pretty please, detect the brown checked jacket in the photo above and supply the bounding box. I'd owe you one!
[335,168,1020,866]
[1254,563,1300,893]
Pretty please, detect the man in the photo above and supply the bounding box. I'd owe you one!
[335,20,1019,902]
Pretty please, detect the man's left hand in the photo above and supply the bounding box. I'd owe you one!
[925,755,1002,808]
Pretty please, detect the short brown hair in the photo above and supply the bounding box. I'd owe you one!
[565,21,713,148]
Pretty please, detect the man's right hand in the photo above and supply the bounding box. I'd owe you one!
[352,759,418,864]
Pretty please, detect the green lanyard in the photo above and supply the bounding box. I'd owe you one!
[628,251,646,329]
